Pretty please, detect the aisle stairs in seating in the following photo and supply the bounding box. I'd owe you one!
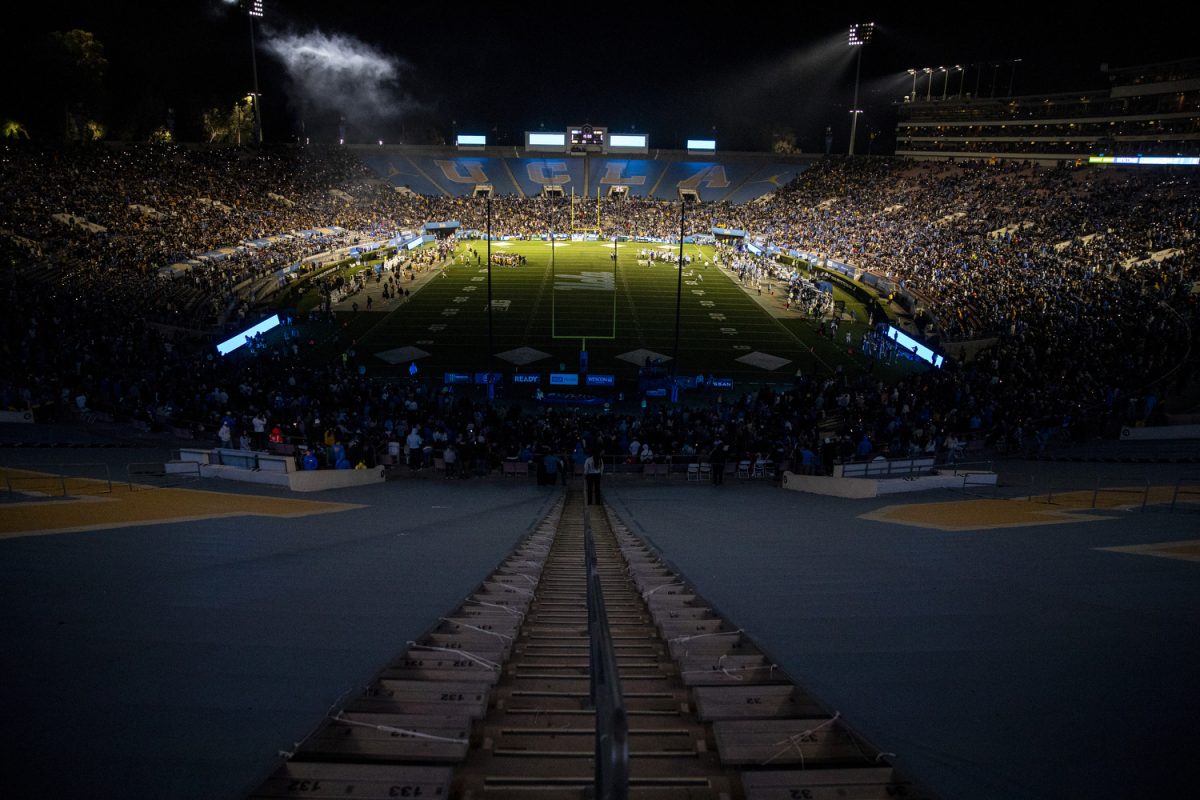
[248,488,933,799]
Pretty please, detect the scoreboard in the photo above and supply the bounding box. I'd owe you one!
[528,125,644,154]
[569,125,606,150]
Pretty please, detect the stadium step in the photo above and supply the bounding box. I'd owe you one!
[248,489,936,799]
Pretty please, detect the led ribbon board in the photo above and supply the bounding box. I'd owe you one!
[217,315,280,356]
[1088,155,1199,166]
[607,133,648,154]
[526,132,567,150]
[885,325,944,368]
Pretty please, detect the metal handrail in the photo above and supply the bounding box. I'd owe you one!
[1092,477,1152,511]
[1,463,112,496]
[1170,475,1200,513]
[583,508,629,800]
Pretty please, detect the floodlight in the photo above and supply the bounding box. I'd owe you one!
[846,23,875,155]
[848,22,875,46]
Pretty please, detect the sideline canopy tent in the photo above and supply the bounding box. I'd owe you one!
[711,227,747,240]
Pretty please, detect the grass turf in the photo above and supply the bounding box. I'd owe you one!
[347,241,921,385]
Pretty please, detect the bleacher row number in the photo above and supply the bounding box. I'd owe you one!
[286,780,322,793]
[775,785,908,799]
[287,783,437,797]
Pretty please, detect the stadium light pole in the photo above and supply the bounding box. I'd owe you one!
[923,67,933,101]
[486,193,494,400]
[907,69,918,101]
[939,67,949,101]
[847,22,873,156]
[671,195,686,402]
[1008,58,1022,97]
[233,0,265,145]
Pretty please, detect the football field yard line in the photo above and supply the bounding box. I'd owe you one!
[354,240,859,378]
[521,254,554,341]
[714,263,837,373]
[550,245,617,341]
[615,251,646,345]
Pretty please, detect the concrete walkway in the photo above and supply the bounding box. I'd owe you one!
[2,445,1196,799]
[604,465,1200,800]
[0,471,560,798]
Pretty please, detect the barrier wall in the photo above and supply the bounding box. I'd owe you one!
[1120,424,1200,441]
[175,448,386,492]
[782,469,997,498]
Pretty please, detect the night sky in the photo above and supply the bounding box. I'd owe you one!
[5,1,1196,152]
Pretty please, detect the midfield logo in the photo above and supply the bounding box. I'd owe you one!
[554,272,615,292]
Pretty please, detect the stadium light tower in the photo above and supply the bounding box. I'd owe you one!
[924,67,933,101]
[847,22,874,156]
[907,69,918,101]
[230,0,265,145]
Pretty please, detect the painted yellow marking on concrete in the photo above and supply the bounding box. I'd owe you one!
[861,485,1191,531]
[0,469,363,540]
[1097,540,1200,563]
[860,498,1110,531]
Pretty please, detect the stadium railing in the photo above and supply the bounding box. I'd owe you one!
[583,507,629,799]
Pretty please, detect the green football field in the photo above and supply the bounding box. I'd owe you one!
[352,240,892,384]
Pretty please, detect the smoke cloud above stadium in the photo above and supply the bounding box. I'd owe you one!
[262,27,415,128]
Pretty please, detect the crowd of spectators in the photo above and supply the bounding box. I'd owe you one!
[2,142,1196,472]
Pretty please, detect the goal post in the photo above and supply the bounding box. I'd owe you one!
[568,187,602,234]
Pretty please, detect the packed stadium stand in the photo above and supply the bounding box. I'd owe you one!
[896,57,1200,163]
[360,148,809,201]
[3,127,1200,800]
[2,141,1197,461]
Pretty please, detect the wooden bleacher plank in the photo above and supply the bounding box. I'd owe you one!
[679,654,790,686]
[693,685,825,721]
[713,718,866,766]
[740,766,927,799]
[296,712,469,762]
[250,762,453,799]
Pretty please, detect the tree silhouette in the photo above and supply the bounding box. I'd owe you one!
[44,29,108,140]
